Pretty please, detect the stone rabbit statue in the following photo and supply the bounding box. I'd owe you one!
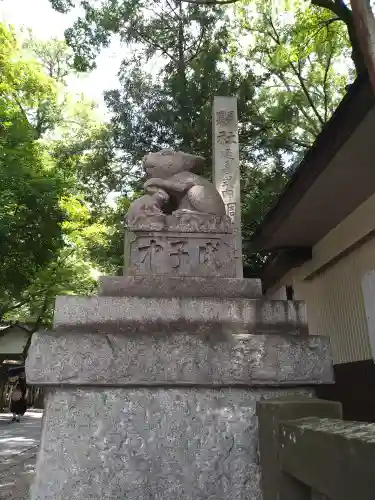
[125,149,226,230]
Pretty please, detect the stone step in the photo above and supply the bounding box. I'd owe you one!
[98,275,262,298]
[53,295,308,335]
[26,331,333,387]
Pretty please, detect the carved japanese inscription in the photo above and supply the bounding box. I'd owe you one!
[212,96,243,278]
[129,232,236,277]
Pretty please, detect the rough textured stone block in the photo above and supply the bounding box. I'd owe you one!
[26,332,334,386]
[98,275,262,298]
[30,387,313,500]
[279,418,375,500]
[52,296,308,335]
[127,230,236,277]
[257,398,342,500]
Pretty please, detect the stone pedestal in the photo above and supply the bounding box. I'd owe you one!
[124,212,236,277]
[26,276,334,500]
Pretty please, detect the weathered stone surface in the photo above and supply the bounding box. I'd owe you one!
[126,189,169,231]
[257,398,342,500]
[125,149,229,232]
[30,387,313,500]
[26,331,333,386]
[127,211,233,234]
[127,230,236,277]
[165,211,233,233]
[52,296,308,335]
[279,418,375,500]
[98,275,262,298]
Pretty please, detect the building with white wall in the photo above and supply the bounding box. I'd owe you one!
[250,75,375,421]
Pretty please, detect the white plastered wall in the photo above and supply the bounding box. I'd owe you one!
[267,192,375,364]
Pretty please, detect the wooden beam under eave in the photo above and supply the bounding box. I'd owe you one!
[351,0,375,91]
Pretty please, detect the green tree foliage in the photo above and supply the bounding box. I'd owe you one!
[236,2,352,267]
[87,195,134,275]
[0,24,66,320]
[0,23,117,329]
[23,36,75,83]
[50,99,118,210]
[9,250,96,331]
[0,26,63,139]
[308,0,365,75]
[237,1,352,161]
[21,36,119,210]
[49,0,263,165]
[165,0,367,75]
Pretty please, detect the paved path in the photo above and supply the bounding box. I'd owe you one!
[0,412,43,499]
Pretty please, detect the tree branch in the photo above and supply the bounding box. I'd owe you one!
[186,25,207,62]
[323,42,333,122]
[312,0,367,75]
[312,0,343,18]
[129,24,178,63]
[165,0,179,15]
[252,51,320,134]
[179,0,239,4]
[289,61,325,126]
[301,16,340,52]
[266,14,325,127]
[12,94,33,131]
[0,298,33,318]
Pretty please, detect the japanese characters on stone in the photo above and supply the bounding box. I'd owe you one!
[213,96,242,277]
[215,111,238,224]
[130,234,235,277]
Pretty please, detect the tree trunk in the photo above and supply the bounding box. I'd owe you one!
[350,0,375,89]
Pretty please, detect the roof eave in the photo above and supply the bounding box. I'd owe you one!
[250,75,373,250]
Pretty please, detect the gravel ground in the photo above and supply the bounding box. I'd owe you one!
[0,412,42,500]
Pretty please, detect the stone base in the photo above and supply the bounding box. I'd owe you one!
[30,386,313,500]
[26,280,334,500]
[98,275,262,299]
[26,331,333,386]
[51,295,308,335]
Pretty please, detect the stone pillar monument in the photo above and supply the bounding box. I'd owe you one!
[26,149,333,500]
[213,96,242,278]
